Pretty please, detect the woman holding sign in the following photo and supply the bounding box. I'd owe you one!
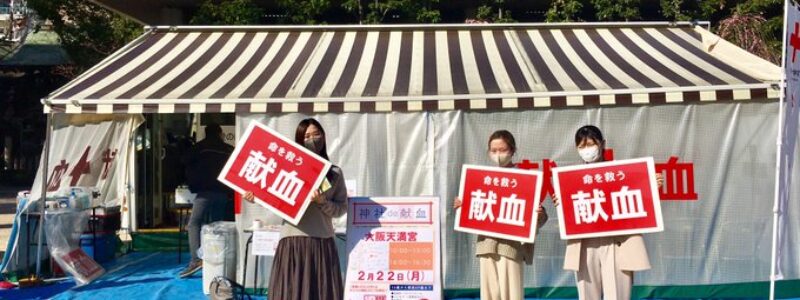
[557,125,662,300]
[243,119,347,300]
[454,130,548,300]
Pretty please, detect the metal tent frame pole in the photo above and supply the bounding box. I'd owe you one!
[35,113,53,277]
[769,1,790,299]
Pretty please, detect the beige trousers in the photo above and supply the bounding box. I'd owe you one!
[479,254,523,300]
[575,237,634,300]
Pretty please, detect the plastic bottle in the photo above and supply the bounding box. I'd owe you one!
[69,190,77,209]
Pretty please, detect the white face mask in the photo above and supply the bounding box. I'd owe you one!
[579,145,600,163]
[490,152,512,167]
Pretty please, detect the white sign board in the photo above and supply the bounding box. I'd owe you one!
[251,230,281,256]
[344,197,442,300]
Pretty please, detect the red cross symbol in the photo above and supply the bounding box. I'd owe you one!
[791,23,800,63]
[69,147,91,186]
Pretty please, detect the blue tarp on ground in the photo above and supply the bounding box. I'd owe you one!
[0,251,561,300]
[1,251,797,300]
[0,251,266,300]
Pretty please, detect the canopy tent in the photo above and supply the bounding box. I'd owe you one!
[42,22,779,114]
[23,22,800,298]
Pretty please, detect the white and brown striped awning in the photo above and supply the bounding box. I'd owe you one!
[43,22,781,114]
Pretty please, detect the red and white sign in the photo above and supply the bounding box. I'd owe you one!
[454,165,543,243]
[58,248,105,284]
[553,157,663,240]
[218,121,332,225]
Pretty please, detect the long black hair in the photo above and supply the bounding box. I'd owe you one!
[295,118,329,160]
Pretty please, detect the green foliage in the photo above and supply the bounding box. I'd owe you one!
[660,0,734,22]
[698,0,726,20]
[735,0,782,39]
[475,5,494,21]
[718,0,783,63]
[546,0,584,22]
[363,0,398,24]
[27,0,143,76]
[190,0,264,25]
[342,0,440,24]
[718,13,780,63]
[415,6,442,23]
[591,0,640,21]
[736,0,782,13]
[473,0,514,23]
[277,0,333,24]
[660,0,691,21]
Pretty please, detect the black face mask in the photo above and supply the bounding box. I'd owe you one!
[304,137,323,154]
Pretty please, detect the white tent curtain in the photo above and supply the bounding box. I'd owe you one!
[234,101,799,290]
[3,114,142,274]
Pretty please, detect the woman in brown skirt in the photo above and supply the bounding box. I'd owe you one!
[244,118,348,300]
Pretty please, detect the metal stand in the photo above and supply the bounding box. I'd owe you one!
[242,229,262,295]
[175,204,192,264]
[34,113,53,278]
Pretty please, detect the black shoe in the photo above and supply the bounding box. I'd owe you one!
[179,260,202,278]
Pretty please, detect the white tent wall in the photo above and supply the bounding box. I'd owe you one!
[25,114,143,207]
[235,101,799,293]
[2,114,143,275]
[432,103,800,289]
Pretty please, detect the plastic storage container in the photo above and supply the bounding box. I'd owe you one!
[80,233,117,263]
[201,221,238,294]
[68,187,92,210]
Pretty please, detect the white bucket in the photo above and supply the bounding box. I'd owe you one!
[201,222,237,294]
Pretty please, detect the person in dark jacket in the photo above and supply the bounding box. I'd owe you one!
[179,123,235,278]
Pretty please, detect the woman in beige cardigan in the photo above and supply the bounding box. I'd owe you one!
[454,130,548,300]
[557,125,662,300]
[243,119,347,300]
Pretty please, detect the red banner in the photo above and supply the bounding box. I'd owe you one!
[454,165,543,243]
[218,121,332,225]
[553,157,663,240]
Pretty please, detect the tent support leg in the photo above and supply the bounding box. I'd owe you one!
[35,113,53,278]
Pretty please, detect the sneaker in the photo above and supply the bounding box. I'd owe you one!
[179,260,202,278]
